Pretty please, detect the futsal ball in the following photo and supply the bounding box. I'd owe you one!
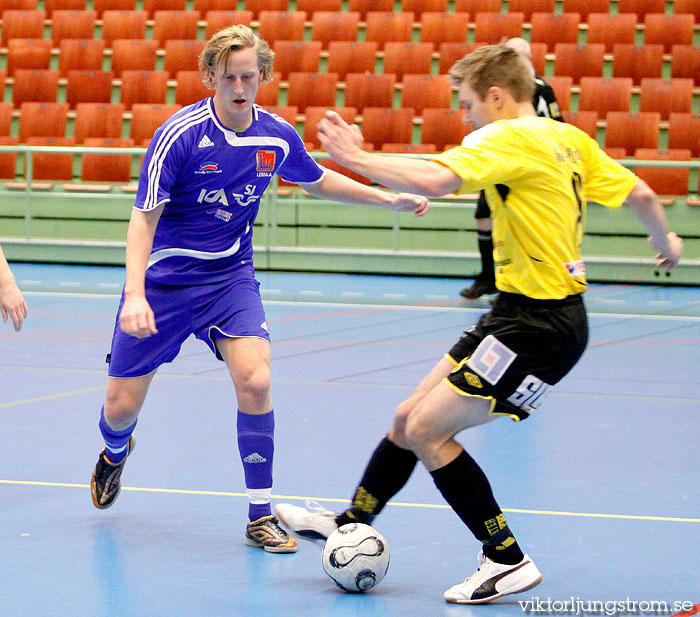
[322,523,390,592]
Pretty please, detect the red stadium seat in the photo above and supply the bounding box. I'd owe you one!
[670,45,700,83]
[347,0,392,20]
[327,41,377,80]
[611,44,664,84]
[421,107,468,151]
[6,39,52,75]
[364,11,414,50]
[286,72,338,111]
[383,43,434,80]
[643,13,694,52]
[562,110,598,138]
[110,39,158,74]
[12,69,60,107]
[344,73,395,111]
[119,70,169,109]
[562,0,609,20]
[473,12,524,44]
[58,39,105,76]
[174,71,212,107]
[74,102,125,143]
[530,12,580,52]
[508,0,555,22]
[401,74,452,114]
[667,113,700,157]
[129,103,181,145]
[544,76,573,110]
[257,11,306,44]
[360,107,414,149]
[50,10,96,45]
[438,42,487,75]
[272,41,322,79]
[303,106,356,149]
[553,43,605,83]
[151,10,200,46]
[579,78,633,116]
[633,148,691,196]
[26,136,75,180]
[1,10,46,45]
[65,70,114,107]
[81,137,135,182]
[100,10,148,47]
[586,13,637,52]
[639,78,694,120]
[604,111,660,155]
[163,40,206,78]
[204,11,254,38]
[18,101,68,141]
[419,12,470,46]
[310,11,359,48]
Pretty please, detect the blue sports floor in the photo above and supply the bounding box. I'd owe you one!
[1,264,699,617]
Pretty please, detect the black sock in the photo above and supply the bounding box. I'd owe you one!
[430,449,524,565]
[477,231,495,281]
[337,437,418,527]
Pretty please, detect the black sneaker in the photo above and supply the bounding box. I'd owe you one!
[91,437,134,509]
[459,278,498,300]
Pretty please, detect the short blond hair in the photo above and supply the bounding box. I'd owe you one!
[448,44,535,103]
[199,24,275,88]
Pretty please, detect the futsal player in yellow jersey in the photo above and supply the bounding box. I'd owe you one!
[276,44,683,603]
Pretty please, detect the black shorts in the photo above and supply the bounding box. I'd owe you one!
[475,190,491,219]
[445,292,588,421]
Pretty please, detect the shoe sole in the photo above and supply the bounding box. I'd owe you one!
[245,536,298,553]
[445,574,543,605]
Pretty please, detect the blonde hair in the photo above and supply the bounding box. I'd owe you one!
[448,43,535,103]
[199,24,275,88]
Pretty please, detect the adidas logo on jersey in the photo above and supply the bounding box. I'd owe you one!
[243,452,267,464]
[198,135,214,148]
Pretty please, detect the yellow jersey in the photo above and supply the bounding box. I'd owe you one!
[435,116,638,299]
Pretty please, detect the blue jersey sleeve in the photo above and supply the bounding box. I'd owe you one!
[275,124,324,185]
[134,120,193,211]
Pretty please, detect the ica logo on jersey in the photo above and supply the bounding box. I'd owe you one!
[200,185,261,219]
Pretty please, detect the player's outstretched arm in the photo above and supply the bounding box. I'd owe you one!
[0,245,27,332]
[299,167,431,217]
[317,111,462,198]
[119,207,163,338]
[624,179,683,271]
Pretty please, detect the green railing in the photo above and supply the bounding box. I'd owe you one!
[1,144,699,285]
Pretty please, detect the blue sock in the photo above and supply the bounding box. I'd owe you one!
[99,406,137,464]
[237,409,274,521]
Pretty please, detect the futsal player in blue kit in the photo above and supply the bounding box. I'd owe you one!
[90,24,429,552]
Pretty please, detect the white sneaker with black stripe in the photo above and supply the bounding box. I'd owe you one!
[275,500,340,542]
[444,551,542,604]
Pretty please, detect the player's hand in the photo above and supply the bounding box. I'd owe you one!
[0,281,28,332]
[389,193,431,217]
[119,294,158,338]
[317,110,364,166]
[653,232,683,272]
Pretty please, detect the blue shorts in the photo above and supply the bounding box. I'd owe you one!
[108,272,269,378]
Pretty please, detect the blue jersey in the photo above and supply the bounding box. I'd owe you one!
[134,98,325,285]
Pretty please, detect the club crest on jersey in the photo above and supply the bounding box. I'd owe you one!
[195,161,222,174]
[256,150,275,176]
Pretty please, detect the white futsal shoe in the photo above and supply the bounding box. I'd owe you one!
[444,551,542,604]
[275,500,340,542]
